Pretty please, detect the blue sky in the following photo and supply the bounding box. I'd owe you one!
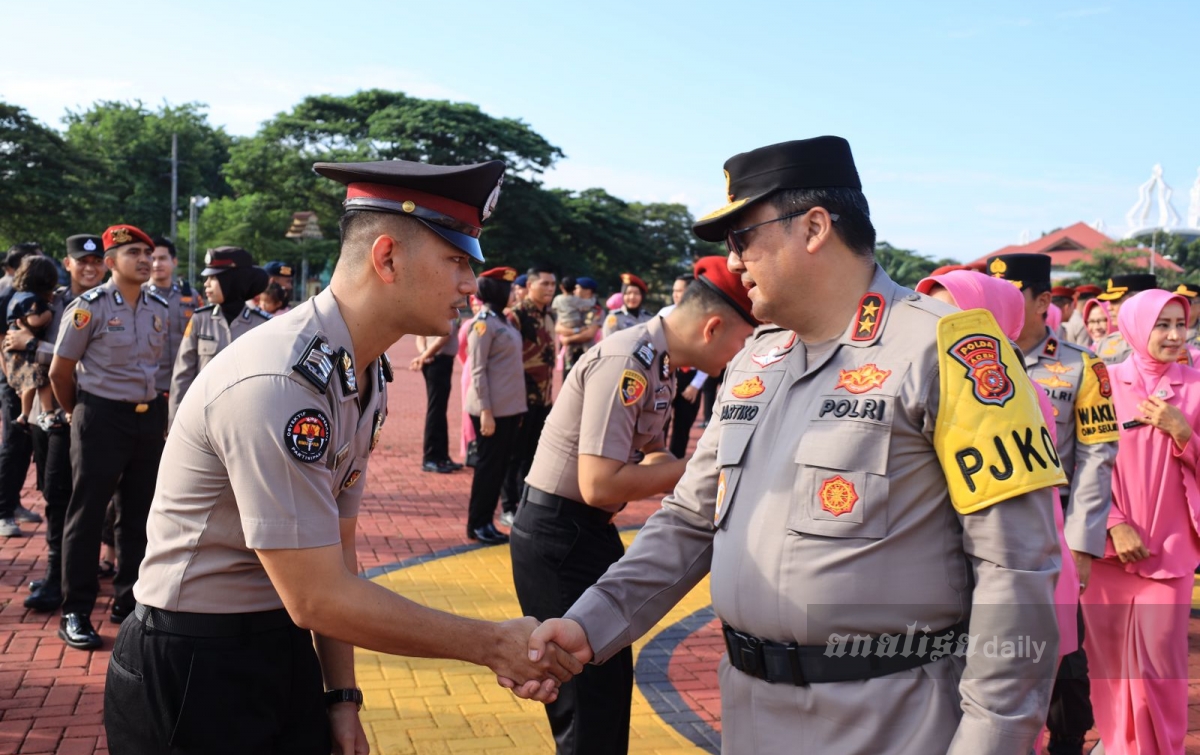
[3,0,1197,261]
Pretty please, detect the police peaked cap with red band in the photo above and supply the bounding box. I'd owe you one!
[65,234,103,259]
[102,224,155,253]
[694,256,757,325]
[480,267,518,282]
[693,136,861,242]
[1073,284,1103,298]
[1050,286,1075,298]
[313,159,506,263]
[619,273,648,294]
[201,246,255,276]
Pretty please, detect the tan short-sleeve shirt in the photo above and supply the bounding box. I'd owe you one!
[168,304,271,426]
[465,309,527,418]
[135,289,390,613]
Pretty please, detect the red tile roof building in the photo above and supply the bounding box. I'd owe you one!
[968,221,1182,275]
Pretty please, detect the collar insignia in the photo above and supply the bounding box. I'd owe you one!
[338,349,358,395]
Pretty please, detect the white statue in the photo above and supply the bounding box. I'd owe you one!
[1127,164,1180,234]
[1188,167,1200,229]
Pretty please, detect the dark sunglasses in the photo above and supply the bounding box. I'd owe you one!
[725,209,839,256]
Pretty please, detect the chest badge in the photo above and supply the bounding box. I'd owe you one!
[1035,374,1071,390]
[1043,361,1073,375]
[948,334,1014,407]
[730,376,765,399]
[619,370,647,406]
[819,475,859,517]
[660,353,671,381]
[750,333,798,368]
[714,470,727,523]
[835,363,891,394]
[370,410,384,451]
[284,409,331,463]
[153,315,164,333]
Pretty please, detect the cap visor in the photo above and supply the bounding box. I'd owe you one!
[691,198,752,242]
[200,267,226,276]
[420,220,484,262]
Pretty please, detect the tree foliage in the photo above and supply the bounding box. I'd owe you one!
[1064,246,1146,283]
[874,241,955,287]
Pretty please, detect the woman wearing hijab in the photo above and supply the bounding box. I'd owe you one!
[916,270,1080,662]
[1083,298,1113,350]
[168,247,270,426]
[1080,289,1200,755]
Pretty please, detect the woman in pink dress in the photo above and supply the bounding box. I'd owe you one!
[1080,289,1200,755]
[458,296,482,462]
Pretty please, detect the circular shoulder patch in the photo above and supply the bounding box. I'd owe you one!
[284,409,332,463]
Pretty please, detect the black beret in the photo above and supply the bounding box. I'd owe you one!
[985,253,1051,290]
[693,136,861,242]
[65,234,103,259]
[313,159,506,262]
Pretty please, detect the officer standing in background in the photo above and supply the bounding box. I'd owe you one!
[264,260,296,301]
[1063,284,1102,345]
[146,236,198,400]
[10,235,106,612]
[167,247,271,425]
[50,224,169,649]
[985,253,1118,755]
[601,273,653,337]
[105,159,581,754]
[465,266,526,544]
[658,274,711,459]
[1175,281,1200,340]
[410,307,463,474]
[511,256,757,755]
[1093,273,1158,364]
[498,264,557,526]
[524,137,1064,754]
[557,276,603,377]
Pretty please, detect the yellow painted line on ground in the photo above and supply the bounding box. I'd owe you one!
[1193,574,1200,609]
[357,530,716,754]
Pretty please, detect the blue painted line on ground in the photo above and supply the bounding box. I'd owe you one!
[635,605,722,755]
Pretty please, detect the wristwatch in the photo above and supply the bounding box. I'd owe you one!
[324,688,363,710]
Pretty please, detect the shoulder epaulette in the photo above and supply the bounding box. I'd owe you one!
[195,304,216,314]
[380,353,394,383]
[292,335,336,394]
[899,290,956,318]
[147,292,169,307]
[178,279,193,296]
[1056,339,1093,358]
[80,288,104,303]
[632,340,656,370]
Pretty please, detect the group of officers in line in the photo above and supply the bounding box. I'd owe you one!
[0,135,1189,755]
[0,234,299,653]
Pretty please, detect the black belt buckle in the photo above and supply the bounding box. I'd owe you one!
[723,624,764,677]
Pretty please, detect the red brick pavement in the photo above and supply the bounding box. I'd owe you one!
[1,335,1198,753]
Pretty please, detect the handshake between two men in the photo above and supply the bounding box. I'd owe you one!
[497,618,594,701]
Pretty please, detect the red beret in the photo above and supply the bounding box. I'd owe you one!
[694,256,757,325]
[929,264,969,276]
[480,267,517,282]
[619,272,647,294]
[1050,286,1075,297]
[102,224,155,252]
[1073,284,1102,297]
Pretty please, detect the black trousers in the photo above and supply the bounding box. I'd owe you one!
[700,369,724,425]
[421,354,454,464]
[0,379,33,519]
[1047,605,1093,740]
[500,404,551,514]
[466,413,523,533]
[29,424,71,584]
[61,393,166,616]
[104,609,329,754]
[510,488,633,755]
[668,370,702,459]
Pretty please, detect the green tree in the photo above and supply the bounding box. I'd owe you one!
[1065,246,1145,283]
[874,241,951,287]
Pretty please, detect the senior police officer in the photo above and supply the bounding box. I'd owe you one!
[147,236,199,399]
[983,253,1119,755]
[511,255,757,754]
[1094,274,1158,364]
[601,272,653,338]
[1064,283,1103,345]
[168,247,270,425]
[50,224,169,649]
[10,235,106,612]
[521,137,1065,755]
[104,159,581,755]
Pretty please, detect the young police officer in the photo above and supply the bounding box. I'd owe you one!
[104,159,581,755]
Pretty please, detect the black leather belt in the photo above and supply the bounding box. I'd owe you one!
[723,620,970,685]
[79,391,165,414]
[522,486,623,526]
[135,604,294,637]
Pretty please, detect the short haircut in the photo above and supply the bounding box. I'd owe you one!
[1051,295,1072,306]
[678,279,740,320]
[561,275,576,291]
[526,264,555,280]
[336,211,419,272]
[675,275,693,285]
[261,282,288,304]
[13,255,59,296]
[1026,281,1052,297]
[769,187,876,258]
[5,242,42,270]
[476,276,512,312]
[152,236,178,258]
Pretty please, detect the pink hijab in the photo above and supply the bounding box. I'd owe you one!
[606,292,624,311]
[916,270,1025,340]
[1046,303,1063,333]
[1081,298,1112,343]
[1116,289,1191,394]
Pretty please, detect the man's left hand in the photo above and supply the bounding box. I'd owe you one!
[329,702,369,755]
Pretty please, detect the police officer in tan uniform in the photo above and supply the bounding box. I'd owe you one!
[105,160,581,755]
[465,266,527,544]
[523,138,1064,755]
[1094,274,1158,364]
[984,252,1118,755]
[512,255,757,754]
[168,247,270,425]
[600,272,653,337]
[146,236,199,397]
[50,224,169,649]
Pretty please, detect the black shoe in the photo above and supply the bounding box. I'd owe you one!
[24,584,62,612]
[28,578,43,592]
[421,460,456,474]
[468,523,510,545]
[110,604,133,624]
[441,459,463,471]
[58,613,102,650]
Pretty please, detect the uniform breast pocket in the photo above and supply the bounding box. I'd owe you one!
[197,339,218,359]
[102,328,136,362]
[713,424,754,529]
[789,423,891,540]
[635,405,668,446]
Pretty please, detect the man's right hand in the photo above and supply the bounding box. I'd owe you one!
[488,617,584,703]
[498,618,594,702]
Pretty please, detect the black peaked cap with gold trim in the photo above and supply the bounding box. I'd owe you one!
[693,136,861,242]
[1098,273,1158,301]
[985,253,1051,291]
[313,159,506,262]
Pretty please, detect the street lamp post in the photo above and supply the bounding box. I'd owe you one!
[188,196,210,289]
